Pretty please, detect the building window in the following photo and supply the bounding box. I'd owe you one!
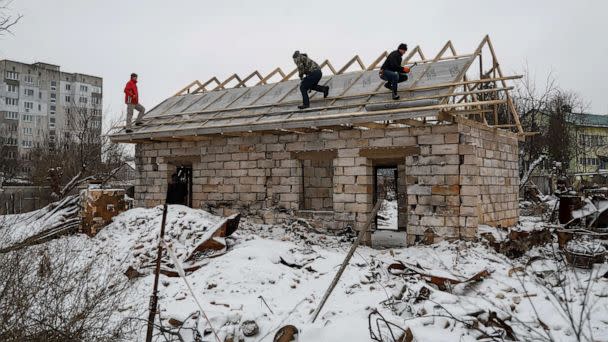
[7,84,17,92]
[79,96,88,104]
[4,111,18,120]
[22,114,33,122]
[24,75,33,84]
[21,140,33,148]
[50,80,57,90]
[24,88,34,96]
[65,84,71,91]
[24,101,33,110]
[5,98,18,106]
[50,93,56,99]
[65,95,71,103]
[22,127,32,135]
[5,71,18,80]
[80,85,88,92]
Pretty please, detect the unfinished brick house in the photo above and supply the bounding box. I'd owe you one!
[110,36,524,245]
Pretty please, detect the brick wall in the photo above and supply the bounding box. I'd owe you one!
[301,159,333,210]
[460,121,519,228]
[133,119,519,243]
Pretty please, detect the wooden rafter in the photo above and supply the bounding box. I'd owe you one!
[337,55,366,74]
[258,67,287,85]
[235,71,263,87]
[319,60,338,75]
[214,73,243,90]
[367,51,387,70]
[161,37,525,138]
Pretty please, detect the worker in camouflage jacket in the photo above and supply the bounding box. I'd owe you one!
[293,51,329,109]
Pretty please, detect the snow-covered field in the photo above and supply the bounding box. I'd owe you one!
[1,205,608,341]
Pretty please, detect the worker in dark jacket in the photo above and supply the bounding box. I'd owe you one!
[293,51,329,109]
[124,73,145,133]
[380,43,409,100]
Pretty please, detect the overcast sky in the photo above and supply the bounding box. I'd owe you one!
[1,0,607,129]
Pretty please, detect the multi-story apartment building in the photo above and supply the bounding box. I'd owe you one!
[0,60,102,175]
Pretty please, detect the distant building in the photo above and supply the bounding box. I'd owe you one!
[570,112,608,173]
[0,60,103,176]
[522,110,608,174]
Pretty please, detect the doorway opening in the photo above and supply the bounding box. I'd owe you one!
[167,165,192,206]
[374,166,398,230]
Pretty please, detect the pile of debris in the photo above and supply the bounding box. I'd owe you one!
[116,206,241,278]
[0,195,80,253]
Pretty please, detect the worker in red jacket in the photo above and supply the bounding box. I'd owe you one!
[124,73,145,133]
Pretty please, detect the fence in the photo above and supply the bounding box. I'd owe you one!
[0,186,53,215]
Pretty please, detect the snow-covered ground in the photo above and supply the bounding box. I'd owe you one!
[377,199,398,230]
[2,205,608,341]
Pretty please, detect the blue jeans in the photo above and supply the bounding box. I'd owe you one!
[380,70,408,95]
[300,69,325,106]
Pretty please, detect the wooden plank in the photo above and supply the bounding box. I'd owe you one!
[111,99,508,142]
[367,51,388,70]
[394,118,425,126]
[174,80,203,96]
[158,75,522,121]
[141,86,514,128]
[257,67,286,85]
[356,122,389,129]
[337,55,366,74]
[235,71,263,87]
[193,77,221,93]
[485,36,525,134]
[360,146,420,158]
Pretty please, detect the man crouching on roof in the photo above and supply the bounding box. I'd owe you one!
[293,51,329,109]
[379,43,410,100]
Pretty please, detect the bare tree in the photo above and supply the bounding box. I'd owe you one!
[515,67,587,175]
[0,0,21,35]
[0,239,137,341]
[0,122,20,187]
[28,101,128,199]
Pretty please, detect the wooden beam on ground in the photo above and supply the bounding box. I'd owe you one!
[310,199,384,323]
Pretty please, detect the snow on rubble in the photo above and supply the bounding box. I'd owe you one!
[2,205,608,341]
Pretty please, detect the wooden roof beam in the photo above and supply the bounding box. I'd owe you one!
[174,80,203,96]
[337,55,366,74]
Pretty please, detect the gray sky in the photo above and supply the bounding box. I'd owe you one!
[2,0,607,128]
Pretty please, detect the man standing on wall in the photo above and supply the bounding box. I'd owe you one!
[124,73,145,133]
[379,43,410,100]
[293,51,330,109]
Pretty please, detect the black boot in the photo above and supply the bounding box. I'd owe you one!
[392,93,400,100]
[298,104,309,110]
[323,86,329,98]
[384,82,391,90]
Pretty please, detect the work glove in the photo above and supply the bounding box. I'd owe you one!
[402,66,411,73]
